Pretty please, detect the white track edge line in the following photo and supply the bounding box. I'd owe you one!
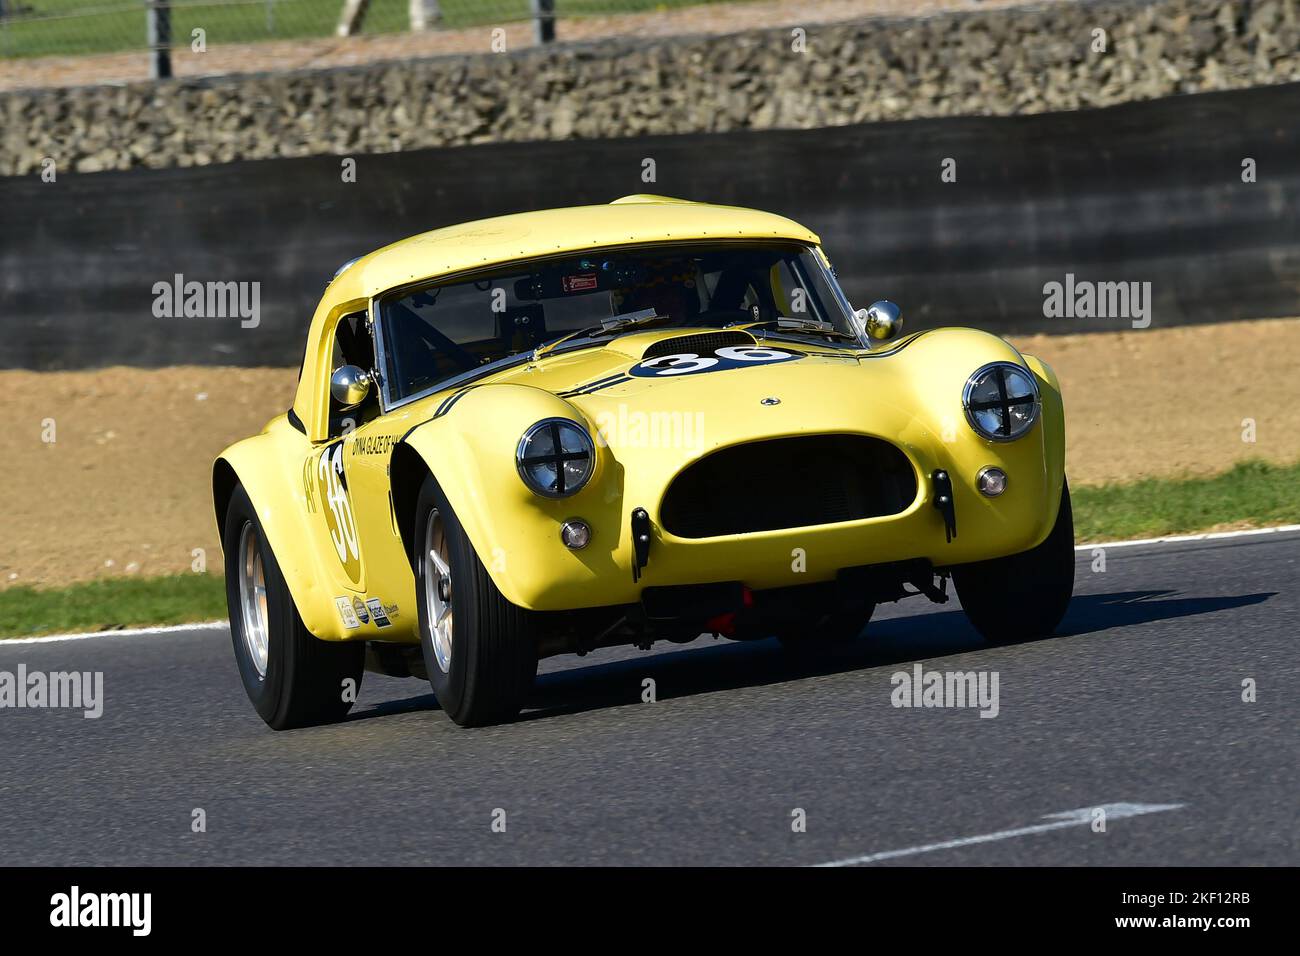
[1075,523,1300,551]
[5,524,1298,645]
[0,620,227,646]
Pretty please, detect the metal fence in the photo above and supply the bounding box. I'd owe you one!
[0,0,738,63]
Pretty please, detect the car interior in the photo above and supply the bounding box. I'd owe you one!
[329,312,381,433]
[369,245,840,404]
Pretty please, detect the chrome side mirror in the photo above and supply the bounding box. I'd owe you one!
[330,365,371,408]
[857,300,903,342]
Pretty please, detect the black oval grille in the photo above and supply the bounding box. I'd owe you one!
[660,435,918,538]
[643,331,755,359]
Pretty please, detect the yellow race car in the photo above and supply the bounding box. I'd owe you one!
[213,195,1072,729]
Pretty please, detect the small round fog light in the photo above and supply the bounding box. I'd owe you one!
[560,519,591,550]
[976,467,1008,497]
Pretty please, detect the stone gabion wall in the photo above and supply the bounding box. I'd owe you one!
[1,0,1296,177]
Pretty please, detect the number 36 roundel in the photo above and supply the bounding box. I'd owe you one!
[629,345,803,378]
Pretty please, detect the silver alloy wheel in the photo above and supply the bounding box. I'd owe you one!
[424,510,453,674]
[237,520,270,680]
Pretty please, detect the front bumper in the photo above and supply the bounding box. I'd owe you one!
[492,432,1061,612]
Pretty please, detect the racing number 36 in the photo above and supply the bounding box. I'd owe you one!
[316,443,362,584]
[629,345,802,378]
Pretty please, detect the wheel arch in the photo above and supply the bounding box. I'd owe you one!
[1021,351,1066,504]
[390,440,432,571]
[212,457,240,540]
[884,328,1067,552]
[212,423,351,640]
[391,385,598,611]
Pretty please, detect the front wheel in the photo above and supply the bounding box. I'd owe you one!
[224,485,365,729]
[951,480,1075,646]
[414,476,538,727]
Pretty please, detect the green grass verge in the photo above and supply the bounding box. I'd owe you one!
[0,1,739,60]
[0,572,226,639]
[1071,459,1300,542]
[1,459,1296,638]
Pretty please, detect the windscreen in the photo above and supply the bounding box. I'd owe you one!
[377,242,853,404]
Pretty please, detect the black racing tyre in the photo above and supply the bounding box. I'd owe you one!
[952,479,1075,646]
[224,484,365,730]
[414,475,538,727]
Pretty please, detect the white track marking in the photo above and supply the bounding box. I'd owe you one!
[1077,524,1300,551]
[0,620,226,647]
[815,802,1186,867]
[5,525,1298,646]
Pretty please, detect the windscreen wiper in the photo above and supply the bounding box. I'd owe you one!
[532,309,672,362]
[733,317,858,341]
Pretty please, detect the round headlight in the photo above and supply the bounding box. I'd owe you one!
[962,362,1040,442]
[516,419,595,498]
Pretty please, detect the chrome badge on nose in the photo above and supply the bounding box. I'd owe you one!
[761,397,781,406]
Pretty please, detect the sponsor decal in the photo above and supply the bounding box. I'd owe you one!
[336,596,361,629]
[351,434,399,457]
[352,597,370,625]
[365,598,392,628]
[628,344,802,378]
[316,442,362,585]
[561,272,598,293]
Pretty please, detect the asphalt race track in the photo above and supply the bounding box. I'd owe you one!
[2,531,1296,866]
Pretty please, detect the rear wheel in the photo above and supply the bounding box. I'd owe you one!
[224,485,365,729]
[414,476,538,727]
[952,480,1075,646]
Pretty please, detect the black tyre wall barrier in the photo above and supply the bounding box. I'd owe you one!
[2,81,1297,369]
